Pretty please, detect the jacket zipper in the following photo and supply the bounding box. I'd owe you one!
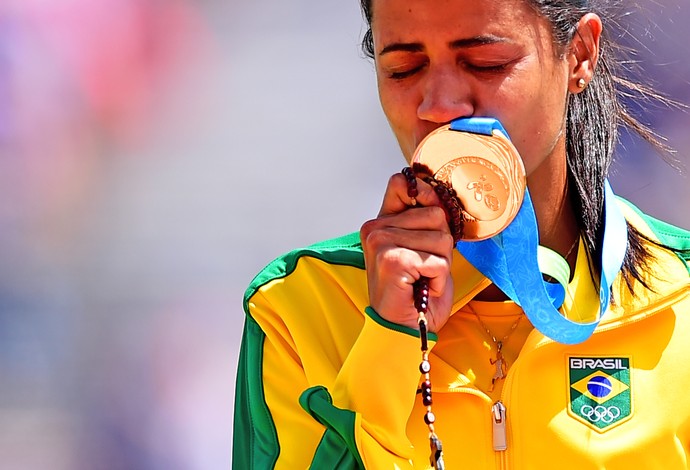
[491,401,507,451]
[492,400,509,469]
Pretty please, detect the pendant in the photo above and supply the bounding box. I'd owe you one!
[429,435,445,470]
[489,341,507,392]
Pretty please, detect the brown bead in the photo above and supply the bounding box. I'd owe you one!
[419,322,428,351]
[420,360,431,374]
[424,411,436,425]
[402,167,418,199]
[414,279,430,313]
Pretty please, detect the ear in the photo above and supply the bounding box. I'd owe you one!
[567,13,602,94]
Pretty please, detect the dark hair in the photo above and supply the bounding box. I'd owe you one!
[359,0,682,293]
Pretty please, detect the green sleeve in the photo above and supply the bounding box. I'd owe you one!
[232,317,280,469]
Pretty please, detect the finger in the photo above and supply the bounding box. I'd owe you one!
[374,247,452,297]
[362,224,454,260]
[378,173,441,217]
[362,205,451,240]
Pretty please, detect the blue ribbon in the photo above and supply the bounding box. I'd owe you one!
[450,117,627,344]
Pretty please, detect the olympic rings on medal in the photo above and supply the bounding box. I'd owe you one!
[580,405,621,424]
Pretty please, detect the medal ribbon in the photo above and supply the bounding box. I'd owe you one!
[450,118,627,344]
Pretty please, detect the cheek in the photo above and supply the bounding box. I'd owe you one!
[378,82,419,142]
[510,117,566,175]
[378,81,412,122]
[489,84,567,172]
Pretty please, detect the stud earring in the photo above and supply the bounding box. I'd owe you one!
[577,78,586,89]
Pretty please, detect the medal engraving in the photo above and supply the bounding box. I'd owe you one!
[412,124,525,240]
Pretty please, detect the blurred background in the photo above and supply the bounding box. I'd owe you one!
[0,0,688,468]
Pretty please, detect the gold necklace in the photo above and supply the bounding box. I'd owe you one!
[467,304,523,392]
[563,235,579,261]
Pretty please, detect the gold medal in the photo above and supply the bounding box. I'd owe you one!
[411,124,526,240]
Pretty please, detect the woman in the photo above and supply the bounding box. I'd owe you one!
[234,0,690,468]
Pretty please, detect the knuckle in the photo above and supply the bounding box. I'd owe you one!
[362,225,389,248]
[359,218,377,241]
[376,248,405,275]
[417,180,440,201]
[360,218,391,246]
[428,205,445,218]
[425,254,449,273]
[387,172,405,188]
[439,231,454,249]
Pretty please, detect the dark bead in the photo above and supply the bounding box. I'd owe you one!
[420,360,431,374]
[424,411,436,424]
[423,395,433,406]
[402,167,419,199]
[414,279,430,313]
[422,380,432,391]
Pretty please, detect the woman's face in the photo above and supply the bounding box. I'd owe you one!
[372,0,571,176]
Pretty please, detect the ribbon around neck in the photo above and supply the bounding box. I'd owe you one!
[450,117,628,344]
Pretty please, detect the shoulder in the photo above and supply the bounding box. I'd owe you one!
[611,197,690,315]
[243,231,365,310]
[617,196,690,268]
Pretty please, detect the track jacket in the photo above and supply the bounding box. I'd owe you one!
[233,199,690,469]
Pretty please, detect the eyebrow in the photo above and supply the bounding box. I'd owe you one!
[378,35,509,56]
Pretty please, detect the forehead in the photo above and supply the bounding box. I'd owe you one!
[371,0,545,46]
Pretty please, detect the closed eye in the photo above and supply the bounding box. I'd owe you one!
[388,64,426,80]
[464,62,512,74]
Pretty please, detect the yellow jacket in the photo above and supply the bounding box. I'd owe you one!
[233,200,690,469]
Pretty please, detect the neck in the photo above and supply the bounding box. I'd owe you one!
[527,148,579,267]
[475,144,578,302]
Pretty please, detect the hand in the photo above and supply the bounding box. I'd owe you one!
[360,172,455,333]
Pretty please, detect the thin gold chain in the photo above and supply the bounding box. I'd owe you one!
[563,235,579,261]
[466,302,524,392]
[467,303,523,346]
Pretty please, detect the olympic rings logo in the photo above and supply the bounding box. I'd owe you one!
[580,405,621,424]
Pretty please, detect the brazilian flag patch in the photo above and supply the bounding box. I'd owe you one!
[567,357,632,432]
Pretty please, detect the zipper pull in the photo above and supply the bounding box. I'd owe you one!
[491,401,507,451]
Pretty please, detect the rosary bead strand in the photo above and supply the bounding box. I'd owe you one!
[404,166,467,469]
[414,277,444,470]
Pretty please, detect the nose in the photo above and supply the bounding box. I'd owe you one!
[417,67,474,124]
